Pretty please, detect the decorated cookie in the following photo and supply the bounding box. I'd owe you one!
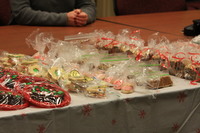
[0,89,29,110]
[0,69,21,90]
[48,67,64,81]
[0,67,5,79]
[85,86,106,98]
[21,58,39,65]
[6,53,25,58]
[15,76,54,93]
[22,83,71,108]
[121,83,134,94]
[113,79,123,90]
[28,64,47,77]
[6,53,26,66]
[68,70,86,82]
[0,57,12,67]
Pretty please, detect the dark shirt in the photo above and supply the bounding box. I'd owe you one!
[9,0,96,26]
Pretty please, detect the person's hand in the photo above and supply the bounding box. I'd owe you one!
[74,9,88,26]
[66,11,78,26]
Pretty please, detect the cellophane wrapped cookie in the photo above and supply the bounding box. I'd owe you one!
[186,43,200,83]
[82,78,114,98]
[0,52,25,69]
[102,56,127,83]
[78,53,106,81]
[120,77,135,94]
[95,30,116,50]
[143,66,173,90]
[126,61,146,86]
[64,31,98,46]
[119,29,144,54]
[0,52,40,75]
[147,33,171,70]
[102,56,130,90]
[167,41,190,78]
[65,69,88,93]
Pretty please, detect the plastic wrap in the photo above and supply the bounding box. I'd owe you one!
[191,35,200,45]
[95,30,116,50]
[15,76,54,93]
[120,78,135,94]
[64,32,98,45]
[0,68,21,90]
[0,89,29,110]
[22,83,71,108]
[144,66,173,90]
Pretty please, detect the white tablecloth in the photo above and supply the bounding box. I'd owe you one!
[0,76,200,133]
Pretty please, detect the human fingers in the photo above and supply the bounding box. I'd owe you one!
[66,11,77,26]
[74,9,82,14]
[75,16,87,22]
[75,19,87,26]
[77,12,88,18]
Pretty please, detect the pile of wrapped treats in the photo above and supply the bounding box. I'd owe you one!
[0,29,199,110]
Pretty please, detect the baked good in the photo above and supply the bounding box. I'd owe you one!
[158,75,173,88]
[184,64,197,80]
[113,79,123,90]
[0,69,21,90]
[140,49,153,61]
[15,76,54,93]
[22,83,71,108]
[146,75,173,89]
[85,86,106,98]
[21,58,39,65]
[97,63,110,71]
[6,53,25,58]
[176,59,190,71]
[65,81,81,93]
[48,67,64,81]
[0,89,29,110]
[121,83,134,94]
[28,64,47,78]
[196,66,200,82]
[0,57,12,67]
[68,70,86,82]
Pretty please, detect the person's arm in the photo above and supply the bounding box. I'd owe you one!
[9,0,68,26]
[75,0,96,24]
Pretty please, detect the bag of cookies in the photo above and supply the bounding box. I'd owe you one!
[144,67,173,90]
[64,31,98,46]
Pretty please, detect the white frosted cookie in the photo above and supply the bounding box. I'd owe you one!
[28,64,46,77]
[48,67,64,81]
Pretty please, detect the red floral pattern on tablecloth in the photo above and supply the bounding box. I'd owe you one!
[112,119,117,125]
[177,92,187,103]
[82,104,92,116]
[124,98,131,103]
[37,124,46,133]
[21,113,26,118]
[172,123,179,132]
[138,110,146,119]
